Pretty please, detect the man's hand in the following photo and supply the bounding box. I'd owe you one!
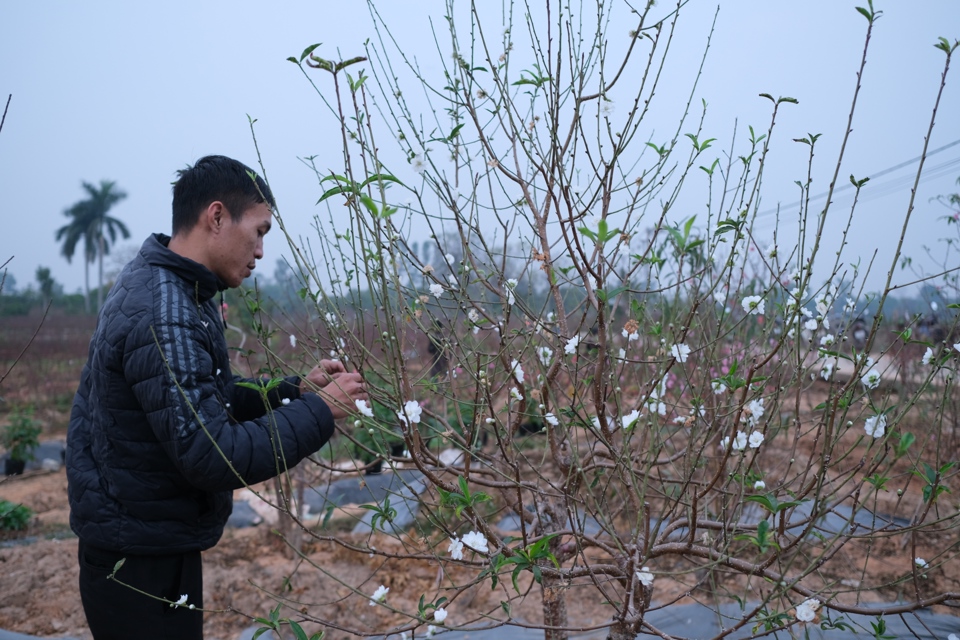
[315,372,367,420]
[301,362,367,420]
[301,360,347,391]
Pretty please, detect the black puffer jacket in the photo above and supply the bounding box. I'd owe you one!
[67,234,335,554]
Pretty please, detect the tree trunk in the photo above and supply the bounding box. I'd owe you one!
[606,565,650,640]
[541,573,569,640]
[539,501,569,640]
[607,619,639,640]
[83,259,90,315]
[97,232,104,312]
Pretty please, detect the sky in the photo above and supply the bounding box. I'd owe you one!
[1,1,959,298]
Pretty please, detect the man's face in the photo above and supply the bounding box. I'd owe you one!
[211,202,272,288]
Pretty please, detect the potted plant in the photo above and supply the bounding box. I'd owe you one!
[2,409,41,476]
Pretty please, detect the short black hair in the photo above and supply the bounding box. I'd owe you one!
[171,155,276,235]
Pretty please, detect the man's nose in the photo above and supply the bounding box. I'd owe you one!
[255,239,264,259]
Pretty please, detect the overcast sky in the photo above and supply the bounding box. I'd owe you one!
[2,1,959,298]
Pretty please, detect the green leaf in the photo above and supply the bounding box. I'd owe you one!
[300,43,322,63]
[597,218,609,242]
[850,174,870,188]
[895,432,915,458]
[755,519,773,552]
[512,76,549,88]
[322,504,335,528]
[448,123,465,140]
[289,621,309,640]
[347,71,368,92]
[646,141,667,156]
[870,616,896,640]
[716,218,744,236]
[821,614,854,633]
[358,173,403,190]
[590,471,603,489]
[745,493,805,515]
[358,194,380,218]
[317,183,357,205]
[235,378,284,393]
[511,565,524,592]
[685,134,715,152]
[934,38,960,54]
[577,226,598,242]
[734,519,777,553]
[335,56,367,72]
[701,158,720,175]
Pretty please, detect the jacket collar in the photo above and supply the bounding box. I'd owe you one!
[140,233,228,302]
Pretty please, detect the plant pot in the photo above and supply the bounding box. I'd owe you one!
[364,459,383,475]
[4,458,26,476]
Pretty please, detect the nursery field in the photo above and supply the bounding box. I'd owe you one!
[2,313,960,640]
[0,314,611,639]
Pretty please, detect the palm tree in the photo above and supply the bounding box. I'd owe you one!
[55,180,129,313]
[56,202,97,313]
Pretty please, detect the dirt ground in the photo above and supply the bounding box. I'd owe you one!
[3,428,959,640]
[0,466,620,640]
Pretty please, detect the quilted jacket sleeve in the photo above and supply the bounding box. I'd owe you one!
[125,298,334,493]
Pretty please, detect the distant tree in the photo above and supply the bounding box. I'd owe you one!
[55,202,95,312]
[55,180,129,313]
[35,266,58,301]
[0,271,16,295]
[273,258,296,287]
[104,244,141,286]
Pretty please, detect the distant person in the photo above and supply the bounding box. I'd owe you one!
[66,155,367,639]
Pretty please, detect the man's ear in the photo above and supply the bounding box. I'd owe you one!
[201,201,226,233]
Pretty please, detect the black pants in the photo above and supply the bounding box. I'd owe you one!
[78,538,204,639]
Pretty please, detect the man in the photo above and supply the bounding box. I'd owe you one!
[66,155,366,639]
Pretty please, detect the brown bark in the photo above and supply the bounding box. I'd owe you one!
[539,500,569,640]
[606,619,638,640]
[541,574,569,640]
